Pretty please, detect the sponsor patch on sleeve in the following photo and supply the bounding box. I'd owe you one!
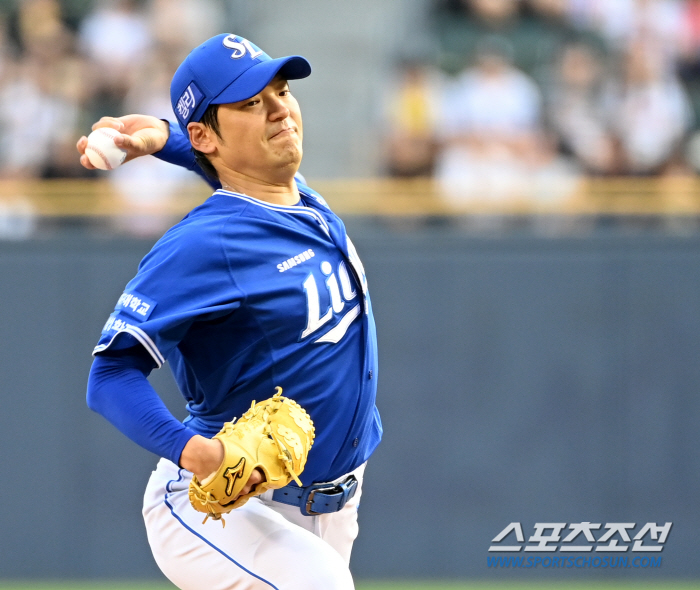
[114,290,156,321]
[102,312,130,335]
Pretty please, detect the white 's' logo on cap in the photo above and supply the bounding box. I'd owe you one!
[176,83,203,122]
[222,35,263,60]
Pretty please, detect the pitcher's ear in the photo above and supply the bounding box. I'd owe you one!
[188,122,217,154]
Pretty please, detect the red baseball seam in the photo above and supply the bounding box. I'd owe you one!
[87,145,113,170]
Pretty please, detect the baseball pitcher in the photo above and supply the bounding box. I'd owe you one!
[80,34,381,590]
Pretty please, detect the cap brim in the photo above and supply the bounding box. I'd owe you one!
[212,56,311,105]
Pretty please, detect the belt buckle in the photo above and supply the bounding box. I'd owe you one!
[304,484,337,516]
[301,475,358,516]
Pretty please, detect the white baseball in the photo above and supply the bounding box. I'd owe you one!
[85,128,127,170]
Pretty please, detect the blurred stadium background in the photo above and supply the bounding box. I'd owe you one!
[2,0,700,588]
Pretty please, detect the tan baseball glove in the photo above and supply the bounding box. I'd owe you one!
[188,387,315,525]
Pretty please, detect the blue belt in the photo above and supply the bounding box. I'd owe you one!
[272,474,358,516]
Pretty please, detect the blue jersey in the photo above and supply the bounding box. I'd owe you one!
[94,184,381,484]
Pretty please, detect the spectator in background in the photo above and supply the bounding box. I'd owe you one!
[544,42,620,174]
[0,59,63,177]
[607,39,693,174]
[79,0,152,71]
[568,0,683,58]
[435,37,575,203]
[679,0,700,69]
[0,12,16,112]
[432,0,532,75]
[523,0,607,82]
[109,46,199,236]
[78,0,152,120]
[383,60,444,177]
[432,0,602,79]
[0,0,87,178]
[148,0,226,62]
[677,0,700,124]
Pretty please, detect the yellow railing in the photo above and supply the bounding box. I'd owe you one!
[1,176,700,217]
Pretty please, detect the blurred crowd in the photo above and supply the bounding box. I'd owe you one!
[384,0,700,203]
[0,0,224,180]
[0,0,699,204]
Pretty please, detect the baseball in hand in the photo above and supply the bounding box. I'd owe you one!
[85,128,127,170]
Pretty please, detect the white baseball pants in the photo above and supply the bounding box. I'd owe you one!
[143,458,365,590]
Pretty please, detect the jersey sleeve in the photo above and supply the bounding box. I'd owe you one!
[153,120,221,189]
[87,347,196,464]
[93,221,242,367]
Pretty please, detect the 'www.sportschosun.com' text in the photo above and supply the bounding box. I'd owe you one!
[487,555,662,569]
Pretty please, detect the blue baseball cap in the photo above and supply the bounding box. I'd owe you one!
[171,33,312,134]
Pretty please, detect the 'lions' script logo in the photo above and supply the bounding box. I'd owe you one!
[301,259,363,345]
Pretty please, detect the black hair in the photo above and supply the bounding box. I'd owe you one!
[192,103,222,181]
